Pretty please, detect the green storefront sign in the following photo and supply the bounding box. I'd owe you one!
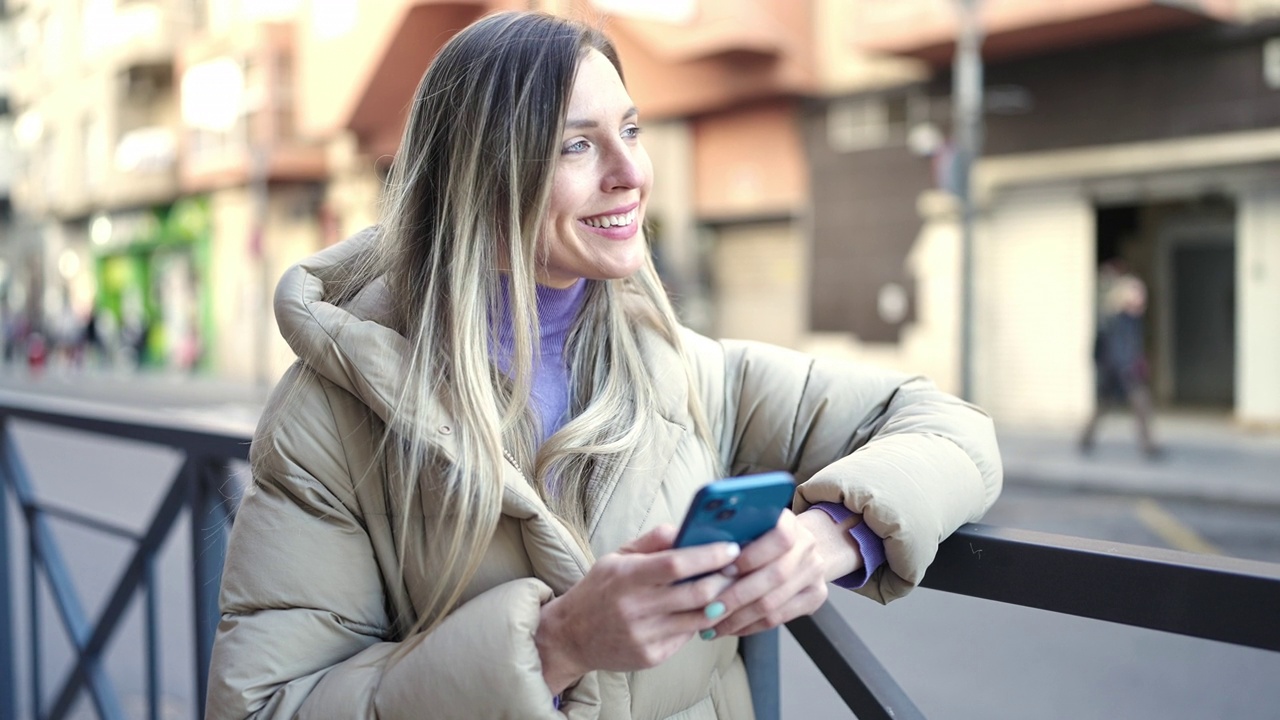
[92,197,213,370]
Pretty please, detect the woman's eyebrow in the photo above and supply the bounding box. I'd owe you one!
[565,106,639,130]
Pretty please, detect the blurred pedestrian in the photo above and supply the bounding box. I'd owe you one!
[1079,271,1161,458]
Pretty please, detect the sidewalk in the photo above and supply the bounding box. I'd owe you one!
[3,363,1279,508]
[997,412,1280,509]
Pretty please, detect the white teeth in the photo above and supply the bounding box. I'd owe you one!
[582,209,637,228]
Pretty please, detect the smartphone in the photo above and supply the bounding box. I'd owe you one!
[673,471,795,550]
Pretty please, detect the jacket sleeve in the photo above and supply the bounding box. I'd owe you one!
[684,331,1002,604]
[205,378,595,719]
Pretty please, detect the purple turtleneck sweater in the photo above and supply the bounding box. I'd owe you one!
[493,278,588,445]
[491,278,884,589]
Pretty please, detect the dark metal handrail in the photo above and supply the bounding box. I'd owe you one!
[921,523,1280,652]
[781,524,1280,719]
[2,390,1279,720]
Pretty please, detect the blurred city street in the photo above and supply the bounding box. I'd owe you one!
[2,367,1278,719]
[5,0,1280,717]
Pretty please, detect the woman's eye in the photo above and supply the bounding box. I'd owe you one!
[622,124,643,140]
[563,139,590,154]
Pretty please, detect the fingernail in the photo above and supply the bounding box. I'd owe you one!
[704,601,726,620]
[724,543,740,559]
[700,629,717,641]
[721,564,739,578]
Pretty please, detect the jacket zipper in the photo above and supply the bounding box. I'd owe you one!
[502,449,525,478]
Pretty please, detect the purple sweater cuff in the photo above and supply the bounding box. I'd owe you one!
[808,502,886,590]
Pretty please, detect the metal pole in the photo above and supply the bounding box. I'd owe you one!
[740,629,780,720]
[28,532,39,720]
[953,0,984,402]
[246,48,272,390]
[191,459,230,715]
[250,144,271,390]
[145,557,160,720]
[0,424,15,720]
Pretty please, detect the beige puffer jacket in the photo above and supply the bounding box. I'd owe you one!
[205,229,1002,719]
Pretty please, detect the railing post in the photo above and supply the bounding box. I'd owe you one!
[191,458,231,714]
[741,628,780,720]
[0,419,16,720]
[786,603,928,720]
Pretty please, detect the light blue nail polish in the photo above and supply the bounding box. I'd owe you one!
[700,629,717,641]
[704,601,726,620]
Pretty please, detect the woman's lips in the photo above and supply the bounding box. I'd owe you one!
[578,204,640,240]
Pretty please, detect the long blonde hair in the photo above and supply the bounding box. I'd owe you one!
[335,12,713,636]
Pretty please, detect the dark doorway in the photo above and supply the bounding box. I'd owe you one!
[1095,197,1236,409]
[1172,243,1236,406]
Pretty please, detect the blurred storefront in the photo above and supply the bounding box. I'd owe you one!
[88,198,213,370]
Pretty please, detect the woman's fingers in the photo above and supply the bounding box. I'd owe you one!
[628,541,741,586]
[619,524,678,554]
[725,510,799,577]
[709,562,804,636]
[551,540,741,672]
[721,583,828,638]
[704,511,826,636]
[710,512,804,611]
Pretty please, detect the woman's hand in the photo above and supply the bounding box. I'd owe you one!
[703,509,860,638]
[535,525,741,695]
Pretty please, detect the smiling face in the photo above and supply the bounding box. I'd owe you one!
[536,49,653,289]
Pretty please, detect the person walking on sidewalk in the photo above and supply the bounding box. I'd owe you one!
[1080,271,1160,458]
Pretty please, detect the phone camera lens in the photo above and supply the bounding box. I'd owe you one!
[706,499,724,511]
[715,508,736,521]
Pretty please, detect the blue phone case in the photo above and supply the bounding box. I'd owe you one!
[673,472,795,549]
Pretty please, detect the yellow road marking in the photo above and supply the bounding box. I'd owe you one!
[1133,499,1222,556]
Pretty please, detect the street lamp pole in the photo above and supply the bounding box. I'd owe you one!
[953,0,984,402]
[249,143,270,390]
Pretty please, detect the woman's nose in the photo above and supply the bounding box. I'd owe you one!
[604,147,645,191]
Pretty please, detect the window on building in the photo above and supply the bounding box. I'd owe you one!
[311,0,358,40]
[42,130,59,203]
[83,115,107,191]
[827,95,910,153]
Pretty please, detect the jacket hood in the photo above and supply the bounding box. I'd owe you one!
[272,227,598,594]
[273,227,457,450]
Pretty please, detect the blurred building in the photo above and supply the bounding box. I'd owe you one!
[176,5,330,385]
[3,0,1279,430]
[1,0,43,366]
[840,0,1280,429]
[289,0,935,367]
[6,0,204,371]
[288,0,1280,429]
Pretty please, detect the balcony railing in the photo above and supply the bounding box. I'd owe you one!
[1,390,1277,720]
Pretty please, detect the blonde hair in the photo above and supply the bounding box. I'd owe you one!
[326,12,713,637]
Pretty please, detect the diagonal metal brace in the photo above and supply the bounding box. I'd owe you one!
[786,602,928,720]
[43,456,197,720]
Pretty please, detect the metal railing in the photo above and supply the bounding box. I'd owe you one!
[782,523,1280,720]
[0,391,250,720]
[2,390,1279,720]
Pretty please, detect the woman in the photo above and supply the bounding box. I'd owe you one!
[206,11,1002,719]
